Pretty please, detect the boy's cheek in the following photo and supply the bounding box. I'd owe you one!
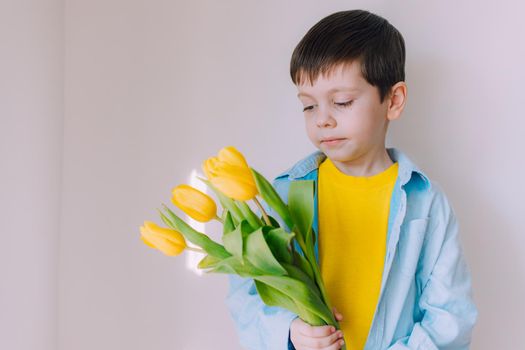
[305,129,320,146]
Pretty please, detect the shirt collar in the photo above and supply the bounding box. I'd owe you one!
[275,147,432,191]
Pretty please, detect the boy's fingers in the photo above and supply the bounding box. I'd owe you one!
[327,338,346,350]
[300,323,335,338]
[294,318,313,336]
[297,330,344,349]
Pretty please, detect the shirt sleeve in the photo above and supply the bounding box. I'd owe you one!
[225,274,298,350]
[387,188,479,349]
[224,178,299,350]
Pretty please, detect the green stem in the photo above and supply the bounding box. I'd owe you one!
[293,231,338,322]
[290,235,346,348]
[302,239,340,330]
[307,248,333,319]
[310,258,345,349]
[186,246,205,254]
[293,235,346,349]
[253,197,271,226]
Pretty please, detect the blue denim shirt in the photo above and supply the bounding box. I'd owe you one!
[225,147,478,349]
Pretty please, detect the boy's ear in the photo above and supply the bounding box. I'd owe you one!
[386,81,407,121]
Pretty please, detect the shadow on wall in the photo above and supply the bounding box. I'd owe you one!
[392,55,523,349]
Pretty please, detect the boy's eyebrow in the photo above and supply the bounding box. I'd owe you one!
[297,87,360,98]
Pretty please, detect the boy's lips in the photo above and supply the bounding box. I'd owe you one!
[321,138,346,146]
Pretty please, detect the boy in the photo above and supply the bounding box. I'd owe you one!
[225,9,478,350]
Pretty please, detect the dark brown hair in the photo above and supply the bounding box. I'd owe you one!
[290,10,405,103]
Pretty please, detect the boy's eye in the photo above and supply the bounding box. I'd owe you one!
[302,100,354,112]
[335,100,354,107]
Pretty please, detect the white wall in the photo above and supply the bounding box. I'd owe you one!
[0,1,63,349]
[1,1,523,349]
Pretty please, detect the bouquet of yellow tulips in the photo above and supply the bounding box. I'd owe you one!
[140,146,344,347]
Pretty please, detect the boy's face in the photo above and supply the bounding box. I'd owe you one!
[296,61,398,173]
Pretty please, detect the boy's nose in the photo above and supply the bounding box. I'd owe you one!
[316,111,336,128]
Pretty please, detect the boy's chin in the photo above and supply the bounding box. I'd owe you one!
[320,146,365,164]
[320,149,347,162]
[318,143,351,158]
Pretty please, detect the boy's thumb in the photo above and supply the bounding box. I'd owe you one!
[332,306,344,321]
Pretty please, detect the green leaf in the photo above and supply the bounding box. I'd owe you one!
[222,220,251,260]
[236,201,263,230]
[281,262,320,298]
[293,250,314,281]
[205,256,266,277]
[254,279,323,326]
[197,254,222,269]
[159,205,230,259]
[244,227,287,276]
[288,180,315,244]
[265,227,294,264]
[254,279,300,313]
[250,168,293,229]
[267,214,281,228]
[253,274,335,326]
[223,210,235,234]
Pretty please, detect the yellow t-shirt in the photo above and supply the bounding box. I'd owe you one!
[318,157,399,350]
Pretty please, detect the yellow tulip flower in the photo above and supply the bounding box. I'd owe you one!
[171,184,218,222]
[202,146,258,201]
[140,221,187,256]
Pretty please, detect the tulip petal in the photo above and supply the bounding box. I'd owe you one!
[140,221,187,256]
[210,176,257,201]
[202,147,258,201]
[140,235,157,249]
[199,176,244,225]
[201,159,212,179]
[144,232,185,256]
[160,206,231,259]
[202,158,220,178]
[171,184,217,222]
[218,146,249,168]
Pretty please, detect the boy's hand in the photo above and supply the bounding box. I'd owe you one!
[290,307,345,350]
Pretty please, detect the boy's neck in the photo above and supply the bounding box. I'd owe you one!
[327,145,394,177]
